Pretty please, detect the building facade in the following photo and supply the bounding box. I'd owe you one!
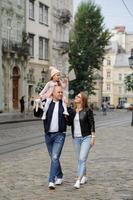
[0,0,28,112]
[26,0,72,108]
[0,0,73,112]
[102,26,133,107]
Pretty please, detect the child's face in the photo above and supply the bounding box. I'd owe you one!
[52,72,60,81]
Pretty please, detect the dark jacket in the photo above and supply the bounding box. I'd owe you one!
[68,107,95,138]
[43,100,67,133]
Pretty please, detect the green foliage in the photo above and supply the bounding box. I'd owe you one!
[124,73,133,91]
[35,80,45,94]
[69,0,111,96]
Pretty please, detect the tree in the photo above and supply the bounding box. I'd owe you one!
[69,0,111,97]
[124,73,133,91]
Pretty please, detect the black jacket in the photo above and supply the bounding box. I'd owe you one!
[68,107,95,138]
[43,100,67,133]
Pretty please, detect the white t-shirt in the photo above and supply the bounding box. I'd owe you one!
[49,101,59,132]
[74,112,82,137]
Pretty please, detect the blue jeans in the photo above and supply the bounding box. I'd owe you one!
[73,135,92,178]
[45,132,66,183]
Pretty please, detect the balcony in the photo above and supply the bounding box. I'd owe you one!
[2,33,30,59]
[59,9,72,24]
[53,8,72,24]
[53,41,69,54]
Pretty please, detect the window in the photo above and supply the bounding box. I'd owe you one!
[119,86,122,94]
[39,37,49,60]
[107,71,111,79]
[29,0,34,20]
[39,3,48,25]
[29,34,34,57]
[119,73,122,81]
[7,19,12,42]
[107,59,111,65]
[17,22,21,41]
[107,84,110,91]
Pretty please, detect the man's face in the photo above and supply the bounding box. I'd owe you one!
[53,86,63,100]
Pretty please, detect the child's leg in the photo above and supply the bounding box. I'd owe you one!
[41,98,52,120]
[62,101,69,115]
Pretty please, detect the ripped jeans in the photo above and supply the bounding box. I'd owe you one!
[45,132,66,183]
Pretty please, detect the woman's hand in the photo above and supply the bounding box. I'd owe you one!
[91,132,96,146]
[91,137,96,146]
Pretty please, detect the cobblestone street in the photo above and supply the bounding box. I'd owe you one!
[0,111,133,200]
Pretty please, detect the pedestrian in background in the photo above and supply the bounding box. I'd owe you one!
[102,101,108,115]
[20,96,25,113]
[68,92,96,189]
[43,86,69,190]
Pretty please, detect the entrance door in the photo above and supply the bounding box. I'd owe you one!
[12,67,19,109]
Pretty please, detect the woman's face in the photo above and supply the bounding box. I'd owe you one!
[53,73,60,81]
[74,93,82,104]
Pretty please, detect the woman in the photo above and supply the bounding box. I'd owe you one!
[69,92,96,189]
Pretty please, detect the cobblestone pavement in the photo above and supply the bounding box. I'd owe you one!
[0,112,133,200]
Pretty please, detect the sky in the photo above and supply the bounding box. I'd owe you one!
[73,0,133,32]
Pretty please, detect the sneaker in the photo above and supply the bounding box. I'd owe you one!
[48,182,55,190]
[80,176,88,185]
[74,180,80,189]
[41,112,46,120]
[55,178,63,185]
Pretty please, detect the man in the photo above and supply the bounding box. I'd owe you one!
[43,86,68,189]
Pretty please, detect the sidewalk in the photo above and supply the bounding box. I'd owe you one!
[0,111,39,124]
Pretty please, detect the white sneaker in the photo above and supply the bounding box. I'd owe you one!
[74,180,80,189]
[41,113,46,120]
[48,182,55,189]
[55,178,63,185]
[80,176,88,184]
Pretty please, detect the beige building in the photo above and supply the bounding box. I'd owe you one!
[26,0,72,106]
[102,26,133,107]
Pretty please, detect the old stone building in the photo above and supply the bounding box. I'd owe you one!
[25,0,72,110]
[102,26,133,107]
[0,0,28,112]
[0,0,73,112]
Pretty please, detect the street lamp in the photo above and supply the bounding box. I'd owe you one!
[41,68,45,82]
[128,49,133,126]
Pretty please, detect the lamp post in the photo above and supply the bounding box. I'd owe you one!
[128,49,133,126]
[41,68,45,82]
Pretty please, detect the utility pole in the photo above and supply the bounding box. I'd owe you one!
[0,0,3,112]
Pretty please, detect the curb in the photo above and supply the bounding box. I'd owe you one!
[0,118,41,125]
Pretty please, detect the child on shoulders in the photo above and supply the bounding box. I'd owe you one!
[39,66,69,120]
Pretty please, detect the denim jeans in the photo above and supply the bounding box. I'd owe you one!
[45,132,66,183]
[73,135,92,178]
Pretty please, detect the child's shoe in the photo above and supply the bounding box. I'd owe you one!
[41,112,46,120]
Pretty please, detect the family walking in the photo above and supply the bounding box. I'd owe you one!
[38,66,96,190]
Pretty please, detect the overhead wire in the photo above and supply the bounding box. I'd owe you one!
[121,0,133,19]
